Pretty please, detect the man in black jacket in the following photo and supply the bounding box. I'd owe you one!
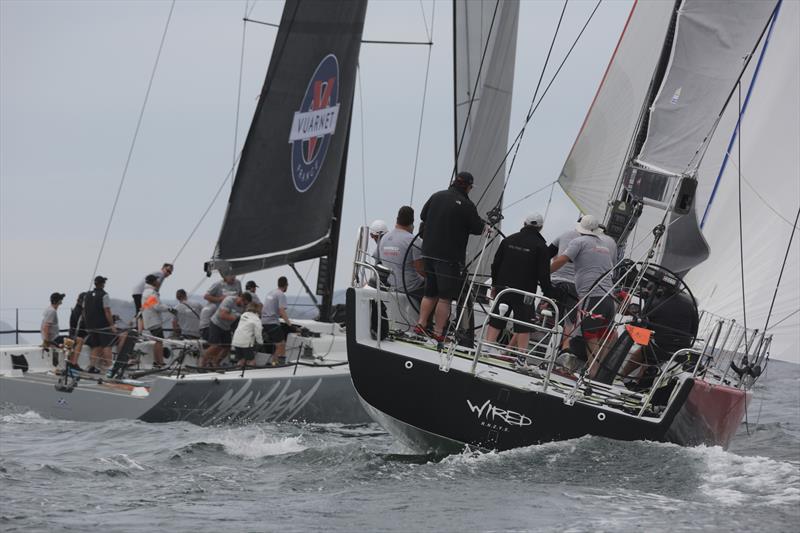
[485,213,555,352]
[415,172,484,341]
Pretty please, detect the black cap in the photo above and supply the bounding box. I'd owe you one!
[145,274,159,285]
[50,292,65,304]
[455,171,474,185]
[94,275,107,285]
[245,280,258,289]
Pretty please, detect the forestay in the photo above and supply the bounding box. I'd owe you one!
[687,0,799,362]
[454,0,519,274]
[208,0,367,275]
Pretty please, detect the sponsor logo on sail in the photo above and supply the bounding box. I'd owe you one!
[289,54,341,192]
[467,399,532,428]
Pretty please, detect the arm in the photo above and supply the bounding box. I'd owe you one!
[204,292,224,304]
[412,258,425,278]
[551,254,570,273]
[468,205,484,235]
[218,307,239,322]
[104,306,117,331]
[547,243,559,258]
[537,249,556,298]
[278,306,291,327]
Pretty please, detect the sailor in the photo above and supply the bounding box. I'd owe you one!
[245,280,263,314]
[131,263,173,318]
[198,304,215,341]
[261,276,292,366]
[547,218,582,348]
[68,292,87,367]
[485,213,554,355]
[83,275,117,374]
[550,215,618,372]
[377,206,426,304]
[368,219,389,287]
[200,291,252,367]
[172,289,202,340]
[200,272,243,341]
[231,303,264,369]
[41,292,65,347]
[415,171,484,342]
[141,275,171,366]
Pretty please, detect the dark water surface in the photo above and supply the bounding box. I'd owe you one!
[2,361,798,532]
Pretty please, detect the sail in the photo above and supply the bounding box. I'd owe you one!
[635,0,778,176]
[208,0,368,275]
[686,0,799,362]
[454,0,519,275]
[558,0,675,219]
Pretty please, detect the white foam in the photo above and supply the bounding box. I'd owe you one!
[99,453,145,471]
[0,410,50,424]
[212,428,307,459]
[689,445,800,506]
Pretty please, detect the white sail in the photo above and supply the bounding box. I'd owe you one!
[686,0,799,362]
[558,0,675,219]
[454,0,519,274]
[635,0,778,176]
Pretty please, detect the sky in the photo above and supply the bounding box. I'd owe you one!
[1,0,637,331]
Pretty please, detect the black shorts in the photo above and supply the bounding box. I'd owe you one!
[85,330,116,348]
[70,328,87,339]
[263,323,286,343]
[132,294,142,313]
[207,322,232,346]
[200,327,209,341]
[148,327,164,339]
[552,281,579,324]
[233,346,256,361]
[423,258,464,300]
[580,295,616,340]
[488,292,534,333]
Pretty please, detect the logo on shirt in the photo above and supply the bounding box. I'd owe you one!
[289,54,341,193]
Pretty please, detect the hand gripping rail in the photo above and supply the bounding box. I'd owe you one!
[471,288,563,392]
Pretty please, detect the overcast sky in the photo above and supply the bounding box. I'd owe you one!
[1,0,635,330]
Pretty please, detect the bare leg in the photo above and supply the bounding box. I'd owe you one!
[100,347,112,371]
[200,345,220,367]
[70,338,84,364]
[433,299,452,337]
[89,347,101,369]
[485,325,501,343]
[561,322,574,350]
[416,296,437,330]
[271,342,286,365]
[515,332,530,351]
[153,340,164,365]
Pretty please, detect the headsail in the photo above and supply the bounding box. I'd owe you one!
[207,0,368,276]
[454,0,519,274]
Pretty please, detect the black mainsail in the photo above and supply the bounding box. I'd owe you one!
[206,0,367,305]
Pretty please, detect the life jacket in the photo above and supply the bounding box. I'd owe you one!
[83,288,109,329]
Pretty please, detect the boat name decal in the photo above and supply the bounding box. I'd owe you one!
[466,399,532,427]
[289,53,340,193]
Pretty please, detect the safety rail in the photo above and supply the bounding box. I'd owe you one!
[471,288,563,392]
[637,347,700,417]
[352,260,385,348]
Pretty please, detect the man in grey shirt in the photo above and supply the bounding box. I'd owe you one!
[41,292,65,346]
[378,206,426,303]
[262,276,292,365]
[245,280,263,314]
[200,291,252,367]
[132,263,173,317]
[548,225,581,348]
[173,289,202,339]
[551,215,618,372]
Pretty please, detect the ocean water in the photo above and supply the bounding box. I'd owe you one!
[1,361,798,532]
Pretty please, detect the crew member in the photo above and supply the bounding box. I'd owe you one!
[132,263,173,317]
[378,206,425,304]
[548,220,582,348]
[83,276,117,373]
[41,292,65,347]
[232,303,264,369]
[245,280,263,314]
[173,289,202,340]
[551,215,618,374]
[200,272,243,341]
[68,292,87,367]
[485,213,554,355]
[262,276,292,366]
[200,291,252,367]
[369,219,389,287]
[141,275,170,366]
[415,171,484,342]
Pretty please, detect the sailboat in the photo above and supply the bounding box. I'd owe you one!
[345,0,795,454]
[0,0,372,425]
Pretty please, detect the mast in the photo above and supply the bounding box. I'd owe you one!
[452,0,458,170]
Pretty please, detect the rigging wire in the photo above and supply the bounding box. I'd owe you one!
[543,181,556,222]
[736,82,749,348]
[357,65,368,226]
[474,0,603,209]
[232,0,249,178]
[89,0,176,284]
[409,0,436,205]
[762,205,800,333]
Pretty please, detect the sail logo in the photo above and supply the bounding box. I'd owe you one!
[289,54,341,192]
[467,399,532,427]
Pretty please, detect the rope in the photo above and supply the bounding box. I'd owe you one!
[357,65,368,225]
[89,0,176,284]
[736,82,749,347]
[762,205,800,332]
[409,1,436,205]
[232,0,249,175]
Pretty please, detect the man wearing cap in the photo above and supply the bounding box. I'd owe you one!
[369,220,390,287]
[173,289,202,339]
[262,276,292,366]
[200,291,252,367]
[132,263,174,318]
[551,215,618,370]
[41,292,65,347]
[378,206,426,304]
[83,276,117,373]
[200,272,243,341]
[547,219,583,349]
[485,213,555,355]
[415,171,484,342]
[245,280,263,314]
[141,275,170,366]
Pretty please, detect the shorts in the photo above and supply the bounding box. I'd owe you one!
[233,346,256,361]
[488,292,534,333]
[148,327,164,339]
[70,328,87,339]
[200,327,209,341]
[84,330,116,348]
[207,322,232,346]
[553,281,579,324]
[579,295,616,340]
[423,258,464,301]
[263,323,286,343]
[132,294,142,313]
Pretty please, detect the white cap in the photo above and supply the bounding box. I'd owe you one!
[576,214,601,236]
[369,219,388,235]
[523,212,543,228]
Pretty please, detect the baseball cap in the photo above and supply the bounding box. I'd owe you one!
[369,219,388,235]
[94,275,108,285]
[576,215,601,236]
[524,212,543,228]
[50,292,65,304]
[245,280,258,289]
